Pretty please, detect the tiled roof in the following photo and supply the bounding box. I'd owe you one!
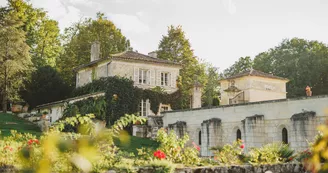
[36,92,105,109]
[222,69,289,81]
[111,51,181,65]
[74,51,181,71]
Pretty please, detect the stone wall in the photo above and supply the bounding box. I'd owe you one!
[162,95,328,156]
[1,164,310,173]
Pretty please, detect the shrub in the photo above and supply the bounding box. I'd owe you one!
[1,114,146,173]
[155,128,200,166]
[211,139,245,165]
[248,143,294,165]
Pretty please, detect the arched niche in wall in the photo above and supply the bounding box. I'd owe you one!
[198,130,202,145]
[237,129,242,141]
[282,127,288,144]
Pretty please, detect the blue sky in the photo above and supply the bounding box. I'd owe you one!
[1,0,328,70]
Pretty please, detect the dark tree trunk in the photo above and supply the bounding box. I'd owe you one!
[2,93,7,113]
[2,65,7,113]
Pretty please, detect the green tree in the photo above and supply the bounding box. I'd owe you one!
[253,38,328,97]
[203,64,220,107]
[20,66,72,109]
[222,56,253,77]
[6,0,61,67]
[57,12,131,87]
[157,25,206,109]
[0,7,32,112]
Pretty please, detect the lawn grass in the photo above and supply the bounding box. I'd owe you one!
[114,135,159,154]
[0,113,42,137]
[0,113,157,153]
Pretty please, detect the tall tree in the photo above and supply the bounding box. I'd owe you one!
[21,66,72,108]
[6,0,61,67]
[0,7,32,112]
[57,12,131,87]
[157,25,206,109]
[202,64,220,107]
[253,38,328,97]
[222,56,253,77]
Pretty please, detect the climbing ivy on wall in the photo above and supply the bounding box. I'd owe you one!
[63,96,107,120]
[71,76,180,125]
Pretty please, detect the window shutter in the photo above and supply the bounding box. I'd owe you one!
[150,70,155,86]
[156,70,161,86]
[147,70,151,85]
[170,72,174,87]
[146,99,151,116]
[134,67,139,84]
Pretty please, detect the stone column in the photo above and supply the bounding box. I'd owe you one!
[242,115,265,150]
[200,118,222,156]
[168,121,187,139]
[290,111,316,151]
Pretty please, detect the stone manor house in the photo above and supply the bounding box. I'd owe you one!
[35,42,328,156]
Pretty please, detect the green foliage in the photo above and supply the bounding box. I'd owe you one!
[21,66,72,109]
[157,25,207,109]
[5,0,61,67]
[248,143,294,165]
[202,64,220,107]
[144,160,176,173]
[211,139,245,165]
[72,76,178,125]
[57,13,131,87]
[296,149,312,163]
[222,56,253,78]
[64,96,107,121]
[0,5,32,112]
[155,128,200,166]
[253,38,328,97]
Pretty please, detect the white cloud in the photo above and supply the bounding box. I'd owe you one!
[107,13,150,34]
[222,0,237,15]
[30,0,83,30]
[0,0,7,7]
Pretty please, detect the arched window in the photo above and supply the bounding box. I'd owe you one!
[198,131,202,145]
[282,128,288,144]
[236,129,241,141]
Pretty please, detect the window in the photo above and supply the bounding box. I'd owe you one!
[139,100,147,116]
[199,131,202,145]
[139,69,148,84]
[282,128,288,144]
[160,105,169,112]
[237,129,241,141]
[161,72,169,86]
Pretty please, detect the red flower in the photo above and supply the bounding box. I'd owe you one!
[28,139,39,145]
[240,144,245,149]
[289,157,293,161]
[33,139,40,144]
[28,139,33,145]
[3,146,13,152]
[153,150,166,159]
[192,142,201,151]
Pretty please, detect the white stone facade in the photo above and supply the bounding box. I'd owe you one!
[76,56,181,94]
[220,71,289,105]
[162,95,328,156]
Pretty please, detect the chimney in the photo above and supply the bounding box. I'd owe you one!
[148,51,157,58]
[91,41,100,62]
[191,82,203,109]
